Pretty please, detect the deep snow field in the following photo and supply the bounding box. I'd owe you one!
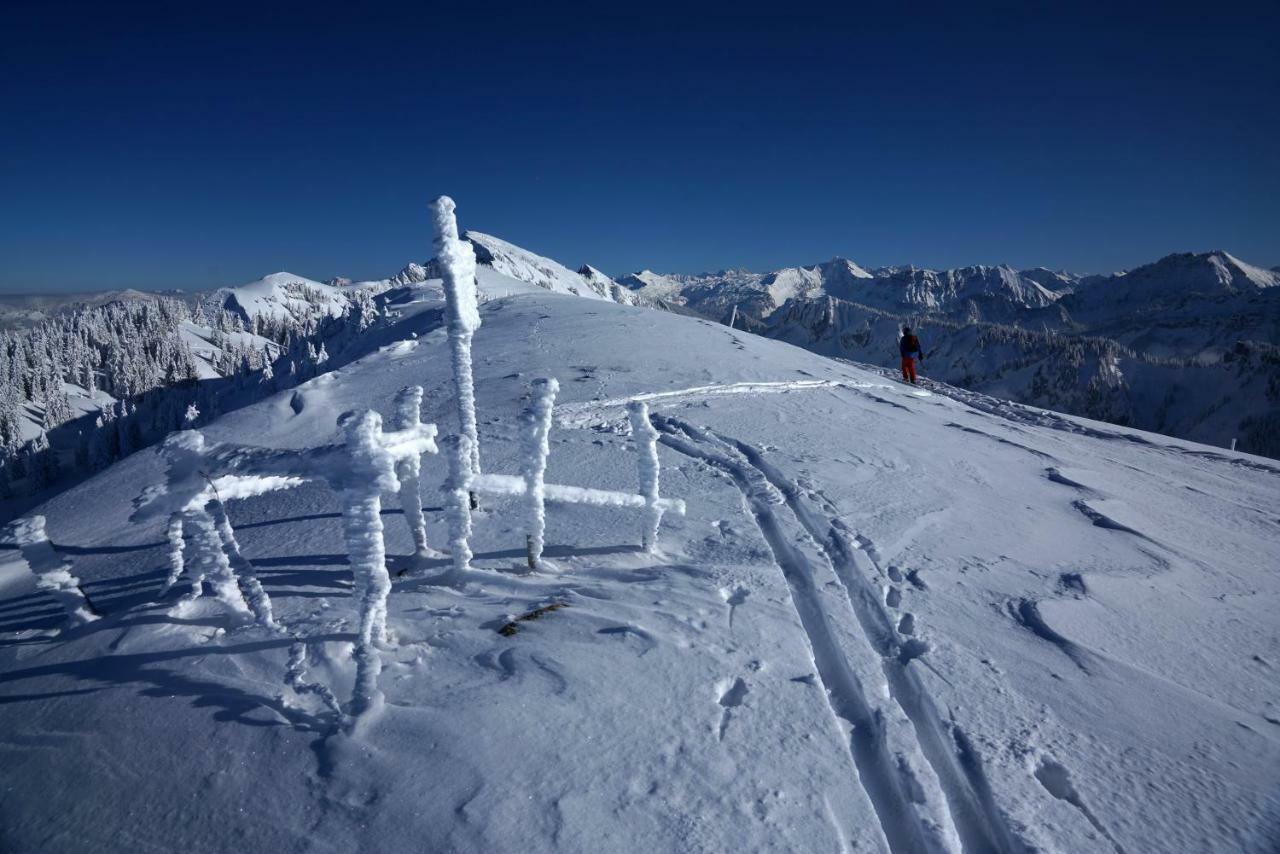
[1,271,1278,853]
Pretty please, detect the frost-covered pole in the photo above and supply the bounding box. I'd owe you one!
[183,508,252,614]
[7,516,98,627]
[206,494,276,629]
[336,410,399,720]
[431,196,482,478]
[338,411,396,650]
[163,512,186,592]
[521,378,559,569]
[627,401,664,552]
[442,434,474,576]
[393,385,431,557]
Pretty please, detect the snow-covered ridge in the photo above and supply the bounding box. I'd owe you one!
[3,268,1276,852]
[198,272,353,325]
[389,233,636,305]
[618,257,1058,323]
[1070,250,1280,308]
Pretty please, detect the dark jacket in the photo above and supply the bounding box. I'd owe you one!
[899,333,922,358]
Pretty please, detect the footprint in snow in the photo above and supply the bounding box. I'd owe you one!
[715,677,749,741]
[885,586,902,609]
[597,624,657,656]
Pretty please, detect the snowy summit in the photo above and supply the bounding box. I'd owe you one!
[0,199,1277,854]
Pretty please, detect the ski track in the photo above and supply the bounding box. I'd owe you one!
[555,379,883,427]
[655,414,1028,854]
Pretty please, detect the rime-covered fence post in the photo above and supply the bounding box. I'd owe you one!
[627,401,664,552]
[163,512,186,592]
[206,495,276,629]
[335,410,399,720]
[393,385,431,557]
[6,515,98,627]
[521,378,559,569]
[443,434,475,576]
[182,508,252,614]
[431,195,482,478]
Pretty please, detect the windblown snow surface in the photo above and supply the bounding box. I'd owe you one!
[1,271,1277,853]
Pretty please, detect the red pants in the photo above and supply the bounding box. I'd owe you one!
[901,356,917,384]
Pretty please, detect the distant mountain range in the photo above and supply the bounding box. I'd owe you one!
[5,237,1277,464]
[437,238,1280,458]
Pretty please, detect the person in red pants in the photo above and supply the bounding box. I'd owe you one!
[899,326,923,384]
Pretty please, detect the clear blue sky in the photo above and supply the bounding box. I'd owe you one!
[2,1,1277,293]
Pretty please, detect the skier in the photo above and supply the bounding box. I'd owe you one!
[899,326,923,384]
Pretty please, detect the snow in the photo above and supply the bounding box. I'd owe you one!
[627,400,664,552]
[1,265,1278,852]
[2,515,97,627]
[393,386,431,558]
[433,196,483,477]
[521,378,558,569]
[466,231,618,301]
[199,271,350,324]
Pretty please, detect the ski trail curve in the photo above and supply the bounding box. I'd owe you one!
[655,415,960,854]
[658,414,1029,854]
[703,424,1027,854]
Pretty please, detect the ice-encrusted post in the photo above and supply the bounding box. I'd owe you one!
[627,401,664,552]
[442,434,475,576]
[6,516,98,627]
[521,378,559,569]
[163,512,186,592]
[431,196,482,479]
[182,509,251,614]
[206,494,276,629]
[393,385,431,558]
[335,410,399,720]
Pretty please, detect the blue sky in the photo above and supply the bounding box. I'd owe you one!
[2,2,1277,293]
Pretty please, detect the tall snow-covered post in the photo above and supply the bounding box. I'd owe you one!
[627,401,664,552]
[442,434,474,576]
[393,385,431,558]
[337,411,397,651]
[431,195,482,478]
[335,410,399,720]
[521,378,559,569]
[6,516,98,627]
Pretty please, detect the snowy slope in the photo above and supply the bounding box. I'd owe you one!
[465,232,632,303]
[198,272,352,324]
[2,270,1277,853]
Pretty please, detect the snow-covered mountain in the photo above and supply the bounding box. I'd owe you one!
[3,261,1276,853]
[458,239,1278,458]
[393,232,636,304]
[618,258,1058,324]
[197,271,355,325]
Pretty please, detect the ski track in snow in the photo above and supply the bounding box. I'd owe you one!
[555,379,884,428]
[654,413,1030,854]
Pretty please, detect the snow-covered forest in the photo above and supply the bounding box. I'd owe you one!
[0,278,382,506]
